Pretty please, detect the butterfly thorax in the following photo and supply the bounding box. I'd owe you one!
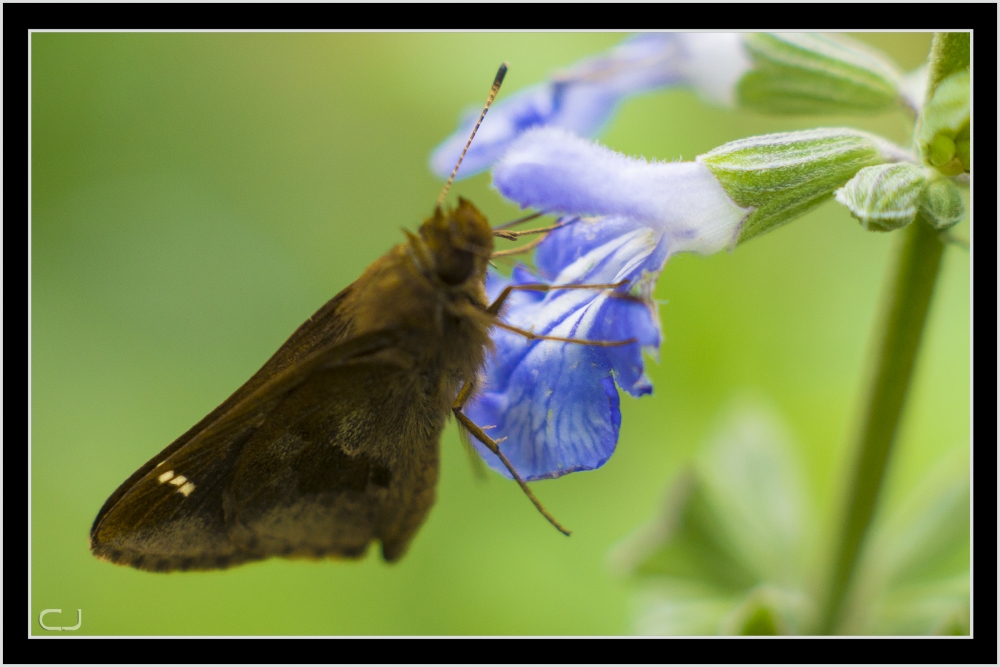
[337,198,494,412]
[415,197,494,290]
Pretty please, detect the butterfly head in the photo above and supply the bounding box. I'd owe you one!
[415,197,494,287]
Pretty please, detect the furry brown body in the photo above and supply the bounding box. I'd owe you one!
[90,200,495,571]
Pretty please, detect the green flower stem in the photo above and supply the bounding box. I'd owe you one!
[820,216,945,634]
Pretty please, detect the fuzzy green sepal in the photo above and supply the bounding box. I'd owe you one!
[737,33,902,115]
[920,176,965,230]
[698,128,890,244]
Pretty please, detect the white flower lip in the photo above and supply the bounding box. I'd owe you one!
[492,126,749,255]
[676,33,751,106]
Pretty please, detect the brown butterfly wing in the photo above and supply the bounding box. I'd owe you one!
[89,327,444,571]
[90,286,356,540]
[226,344,443,564]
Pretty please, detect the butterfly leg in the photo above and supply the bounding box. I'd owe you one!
[452,385,571,536]
[461,281,636,533]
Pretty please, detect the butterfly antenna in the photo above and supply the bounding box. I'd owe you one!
[437,62,508,208]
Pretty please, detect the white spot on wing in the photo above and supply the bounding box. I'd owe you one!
[169,475,188,486]
[178,482,195,497]
[158,470,175,483]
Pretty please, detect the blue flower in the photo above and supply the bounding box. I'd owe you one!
[466,127,748,480]
[431,33,750,180]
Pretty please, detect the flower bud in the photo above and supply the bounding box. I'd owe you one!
[736,33,903,115]
[920,176,965,230]
[834,163,926,232]
[917,70,970,175]
[698,128,893,244]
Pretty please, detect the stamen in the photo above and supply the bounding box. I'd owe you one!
[495,321,637,347]
[492,210,544,231]
[493,223,565,241]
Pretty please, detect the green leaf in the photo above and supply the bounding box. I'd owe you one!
[631,583,742,636]
[611,403,810,594]
[694,405,808,586]
[620,403,967,636]
[610,471,759,593]
[737,604,781,635]
[737,33,902,115]
[926,32,970,98]
[884,479,969,589]
[834,163,926,232]
[719,585,815,635]
[631,582,814,636]
[874,576,969,636]
[837,454,970,635]
[698,128,891,244]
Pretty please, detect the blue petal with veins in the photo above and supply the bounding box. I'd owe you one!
[467,216,667,480]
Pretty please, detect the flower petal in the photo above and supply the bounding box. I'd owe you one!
[675,32,751,106]
[468,217,665,480]
[468,317,624,481]
[535,215,657,281]
[430,84,562,181]
[493,127,748,254]
[430,34,686,180]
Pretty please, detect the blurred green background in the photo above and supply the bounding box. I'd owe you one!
[31,32,968,636]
